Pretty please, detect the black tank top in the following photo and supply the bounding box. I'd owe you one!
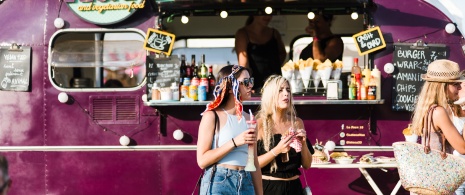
[257,134,314,178]
[246,29,282,92]
[299,35,343,62]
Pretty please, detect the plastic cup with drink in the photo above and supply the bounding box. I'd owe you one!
[244,109,257,171]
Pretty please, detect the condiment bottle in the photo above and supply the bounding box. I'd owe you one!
[371,65,381,100]
[367,76,376,100]
[349,78,357,100]
[362,65,371,85]
[171,82,180,101]
[151,83,160,100]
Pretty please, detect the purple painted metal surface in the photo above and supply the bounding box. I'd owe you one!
[0,0,463,194]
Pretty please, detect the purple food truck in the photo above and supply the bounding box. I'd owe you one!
[0,0,464,194]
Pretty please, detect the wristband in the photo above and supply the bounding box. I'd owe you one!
[232,138,237,148]
[313,37,318,41]
[271,150,278,157]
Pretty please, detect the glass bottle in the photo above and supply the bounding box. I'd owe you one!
[180,55,187,85]
[200,54,208,78]
[207,65,216,100]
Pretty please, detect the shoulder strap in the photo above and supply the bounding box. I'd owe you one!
[213,110,220,149]
[423,104,447,159]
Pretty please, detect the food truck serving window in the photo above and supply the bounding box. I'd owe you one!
[48,29,146,90]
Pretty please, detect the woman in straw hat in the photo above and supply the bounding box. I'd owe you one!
[255,75,314,195]
[196,65,263,195]
[411,59,465,156]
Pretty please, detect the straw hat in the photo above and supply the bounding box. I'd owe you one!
[421,59,465,82]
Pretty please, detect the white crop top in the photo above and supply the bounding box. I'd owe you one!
[452,115,465,157]
[212,111,248,166]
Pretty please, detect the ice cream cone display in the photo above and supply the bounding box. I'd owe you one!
[299,58,313,92]
[317,59,332,88]
[312,59,322,92]
[281,60,295,81]
[331,60,343,80]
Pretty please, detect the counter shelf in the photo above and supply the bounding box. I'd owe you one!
[144,99,384,106]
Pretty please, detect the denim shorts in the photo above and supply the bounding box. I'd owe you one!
[199,165,255,195]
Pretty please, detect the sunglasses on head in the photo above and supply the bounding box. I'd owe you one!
[239,77,254,86]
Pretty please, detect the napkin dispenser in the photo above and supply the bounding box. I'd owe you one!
[326,80,342,100]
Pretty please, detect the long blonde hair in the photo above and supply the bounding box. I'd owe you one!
[410,81,450,135]
[257,75,297,173]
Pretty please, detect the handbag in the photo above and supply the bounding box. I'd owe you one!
[192,111,219,195]
[302,169,312,195]
[393,105,465,194]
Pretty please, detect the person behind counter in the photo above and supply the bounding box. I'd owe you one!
[235,15,286,92]
[299,14,343,62]
[410,60,465,193]
[255,75,314,195]
[196,65,263,195]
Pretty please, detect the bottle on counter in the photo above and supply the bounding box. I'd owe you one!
[351,58,361,75]
[171,82,180,101]
[367,76,376,100]
[362,64,371,86]
[191,66,200,87]
[180,55,187,85]
[151,83,161,100]
[190,54,196,79]
[207,65,216,100]
[371,65,381,100]
[349,78,357,100]
[200,54,208,79]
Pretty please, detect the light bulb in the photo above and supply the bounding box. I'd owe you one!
[58,92,68,103]
[119,135,130,146]
[173,129,184,140]
[384,63,395,74]
[307,12,315,20]
[351,12,359,20]
[54,18,65,29]
[141,94,148,102]
[445,23,456,34]
[181,15,189,24]
[265,7,273,14]
[220,11,228,19]
[325,141,336,151]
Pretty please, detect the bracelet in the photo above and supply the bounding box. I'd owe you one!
[271,150,278,157]
[313,37,318,41]
[231,138,237,148]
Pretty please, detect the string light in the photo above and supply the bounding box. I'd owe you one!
[445,23,456,34]
[181,15,189,24]
[351,12,359,20]
[265,7,273,14]
[220,10,228,19]
[307,12,315,19]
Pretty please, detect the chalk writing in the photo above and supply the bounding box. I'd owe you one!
[392,43,448,111]
[0,47,31,91]
[352,26,386,56]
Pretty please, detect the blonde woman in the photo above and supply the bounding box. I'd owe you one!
[255,75,314,195]
[410,60,465,156]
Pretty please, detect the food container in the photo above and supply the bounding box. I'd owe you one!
[334,158,355,164]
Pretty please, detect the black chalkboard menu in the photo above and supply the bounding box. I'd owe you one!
[352,26,386,56]
[146,55,180,99]
[0,45,31,91]
[143,28,176,56]
[391,40,448,111]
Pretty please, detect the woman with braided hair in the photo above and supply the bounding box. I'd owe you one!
[256,75,314,195]
[197,65,263,195]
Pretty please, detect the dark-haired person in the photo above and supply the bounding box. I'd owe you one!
[197,65,263,195]
[299,14,344,62]
[235,15,286,92]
